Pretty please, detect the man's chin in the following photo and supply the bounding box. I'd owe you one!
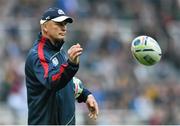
[53,38,64,43]
[58,36,65,41]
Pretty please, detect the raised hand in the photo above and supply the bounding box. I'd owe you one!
[68,43,83,64]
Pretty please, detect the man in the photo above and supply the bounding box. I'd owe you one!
[25,7,99,125]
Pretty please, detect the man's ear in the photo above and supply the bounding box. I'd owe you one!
[43,24,48,32]
[44,28,47,32]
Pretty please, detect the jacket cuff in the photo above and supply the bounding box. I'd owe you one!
[67,59,79,67]
[77,88,92,103]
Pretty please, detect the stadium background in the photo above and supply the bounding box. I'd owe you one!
[0,0,180,124]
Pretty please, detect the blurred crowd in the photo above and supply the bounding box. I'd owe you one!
[0,0,180,125]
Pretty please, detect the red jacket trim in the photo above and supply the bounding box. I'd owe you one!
[38,37,49,78]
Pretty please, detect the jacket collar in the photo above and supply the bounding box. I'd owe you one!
[38,32,64,51]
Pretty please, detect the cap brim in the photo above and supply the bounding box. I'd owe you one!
[40,20,46,24]
[52,16,73,23]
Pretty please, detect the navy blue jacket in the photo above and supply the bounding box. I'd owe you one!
[25,33,91,125]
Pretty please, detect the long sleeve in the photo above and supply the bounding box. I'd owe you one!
[72,77,92,103]
[28,52,79,91]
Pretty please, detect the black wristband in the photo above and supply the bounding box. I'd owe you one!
[77,88,92,103]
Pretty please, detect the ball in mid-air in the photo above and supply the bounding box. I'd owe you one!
[131,35,162,66]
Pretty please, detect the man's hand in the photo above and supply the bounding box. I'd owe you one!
[86,94,99,120]
[68,43,83,64]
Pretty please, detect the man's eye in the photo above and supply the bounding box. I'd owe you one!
[56,22,67,26]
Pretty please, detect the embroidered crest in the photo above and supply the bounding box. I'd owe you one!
[52,57,59,67]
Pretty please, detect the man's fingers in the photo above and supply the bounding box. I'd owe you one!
[69,51,82,61]
[88,113,94,119]
[71,48,83,56]
[68,43,83,64]
[86,95,99,120]
[88,102,98,120]
[88,112,97,120]
[68,47,83,56]
[68,43,82,53]
[93,114,97,120]
[94,102,99,115]
[69,43,81,50]
[88,113,93,118]
[90,101,99,115]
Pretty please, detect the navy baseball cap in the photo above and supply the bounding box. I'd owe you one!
[40,7,73,24]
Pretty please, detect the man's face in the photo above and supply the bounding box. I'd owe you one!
[45,20,67,41]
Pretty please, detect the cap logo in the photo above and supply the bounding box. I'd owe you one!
[58,9,65,15]
[46,16,50,20]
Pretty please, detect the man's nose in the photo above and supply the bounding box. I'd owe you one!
[61,26,67,31]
